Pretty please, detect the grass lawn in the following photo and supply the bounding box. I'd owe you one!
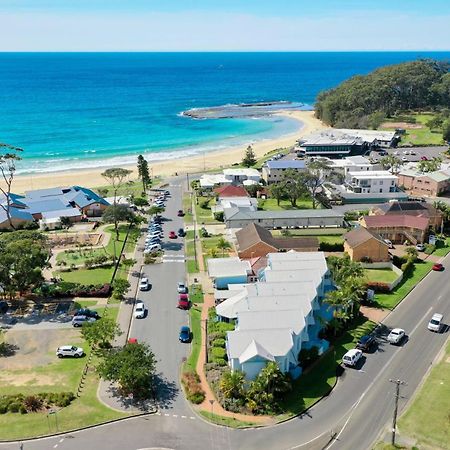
[186,259,199,274]
[364,268,399,284]
[93,179,161,198]
[189,284,204,304]
[278,317,376,419]
[57,266,115,284]
[182,194,193,225]
[185,239,196,257]
[318,235,344,245]
[374,261,433,310]
[195,196,221,225]
[184,306,202,373]
[399,341,450,450]
[56,247,109,266]
[199,411,257,428]
[258,198,315,211]
[185,230,195,240]
[433,237,450,257]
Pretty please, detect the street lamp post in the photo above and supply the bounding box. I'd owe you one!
[209,399,215,422]
[389,379,406,446]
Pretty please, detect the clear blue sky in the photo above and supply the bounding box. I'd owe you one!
[0,0,449,51]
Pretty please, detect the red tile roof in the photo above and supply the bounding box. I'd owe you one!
[214,185,249,198]
[363,214,429,231]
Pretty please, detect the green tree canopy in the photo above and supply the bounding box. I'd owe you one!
[242,145,257,167]
[81,316,122,350]
[137,155,151,194]
[281,169,308,207]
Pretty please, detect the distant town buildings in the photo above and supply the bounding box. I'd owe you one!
[398,166,450,197]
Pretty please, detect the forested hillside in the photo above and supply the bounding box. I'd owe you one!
[315,60,450,129]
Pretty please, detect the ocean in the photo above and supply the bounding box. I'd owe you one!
[0,52,449,175]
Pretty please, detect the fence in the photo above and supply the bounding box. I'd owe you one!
[361,261,403,291]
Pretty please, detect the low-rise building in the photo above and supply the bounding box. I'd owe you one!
[343,227,390,262]
[345,170,398,194]
[0,207,34,230]
[207,257,253,289]
[199,168,261,189]
[261,160,306,184]
[236,223,319,258]
[398,167,450,197]
[225,208,345,229]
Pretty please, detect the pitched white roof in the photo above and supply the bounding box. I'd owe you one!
[237,309,306,335]
[239,340,275,363]
[207,257,251,278]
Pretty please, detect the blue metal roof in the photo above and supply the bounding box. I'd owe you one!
[265,160,306,170]
[0,207,33,225]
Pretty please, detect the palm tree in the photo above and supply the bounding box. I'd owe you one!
[258,361,292,397]
[219,370,245,400]
[216,237,232,257]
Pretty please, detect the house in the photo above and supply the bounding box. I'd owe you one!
[361,215,430,245]
[327,156,379,177]
[0,207,34,230]
[343,227,390,262]
[371,201,443,232]
[199,168,260,190]
[214,185,249,198]
[345,171,398,194]
[297,129,396,157]
[261,160,306,184]
[207,257,253,289]
[217,251,331,379]
[397,167,450,197]
[235,223,319,258]
[224,208,345,229]
[199,174,232,189]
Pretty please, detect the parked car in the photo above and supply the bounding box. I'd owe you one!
[383,239,393,249]
[144,244,161,253]
[387,328,405,344]
[342,349,363,367]
[139,277,150,291]
[72,315,96,327]
[169,231,177,239]
[402,156,408,162]
[177,282,188,294]
[74,308,100,319]
[134,301,145,319]
[415,243,425,251]
[56,345,84,358]
[178,294,190,310]
[428,313,443,332]
[179,326,191,343]
[356,335,375,352]
[178,228,186,237]
[177,209,184,217]
[432,263,444,271]
[0,301,9,314]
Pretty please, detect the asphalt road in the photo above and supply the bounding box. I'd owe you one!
[2,183,449,450]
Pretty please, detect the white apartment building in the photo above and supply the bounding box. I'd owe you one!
[345,170,398,194]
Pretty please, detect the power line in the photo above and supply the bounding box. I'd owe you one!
[389,378,407,446]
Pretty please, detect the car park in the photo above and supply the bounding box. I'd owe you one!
[178,228,186,237]
[177,282,188,294]
[432,263,444,271]
[56,345,84,358]
[415,243,425,251]
[342,349,363,367]
[356,334,375,351]
[387,328,405,344]
[134,301,145,319]
[72,315,96,327]
[74,308,100,319]
[179,326,191,343]
[428,313,443,332]
[139,277,150,291]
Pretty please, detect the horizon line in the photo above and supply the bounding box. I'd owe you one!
[0,50,449,54]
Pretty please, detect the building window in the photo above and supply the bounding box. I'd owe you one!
[380,180,383,185]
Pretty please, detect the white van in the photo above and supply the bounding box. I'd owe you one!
[428,313,443,332]
[342,349,363,367]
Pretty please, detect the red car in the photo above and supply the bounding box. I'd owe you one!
[432,263,444,271]
[178,294,190,310]
[177,210,184,217]
[169,231,177,239]
[420,156,428,161]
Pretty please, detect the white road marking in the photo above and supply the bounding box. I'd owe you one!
[53,445,58,449]
[181,415,187,418]
[190,416,196,420]
[172,414,178,418]
[164,413,170,417]
[59,438,64,443]
[162,259,185,263]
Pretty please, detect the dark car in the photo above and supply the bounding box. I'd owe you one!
[169,231,177,239]
[178,228,186,237]
[74,308,100,319]
[177,209,184,217]
[356,334,375,351]
[179,326,191,343]
[0,301,8,314]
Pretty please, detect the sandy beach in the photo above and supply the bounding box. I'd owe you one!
[8,110,327,193]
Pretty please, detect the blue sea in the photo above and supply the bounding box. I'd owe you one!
[0,52,449,174]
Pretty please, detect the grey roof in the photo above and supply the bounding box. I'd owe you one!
[237,309,306,335]
[41,208,83,220]
[226,208,344,221]
[265,160,306,170]
[207,257,251,278]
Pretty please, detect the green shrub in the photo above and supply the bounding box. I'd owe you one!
[424,244,436,255]
[8,402,21,413]
[214,211,224,222]
[215,358,227,366]
[212,338,226,348]
[0,404,7,414]
[211,347,226,359]
[319,241,344,252]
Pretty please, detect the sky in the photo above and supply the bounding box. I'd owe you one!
[0,0,449,51]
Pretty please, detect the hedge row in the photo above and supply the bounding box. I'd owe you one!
[35,281,111,298]
[0,392,75,414]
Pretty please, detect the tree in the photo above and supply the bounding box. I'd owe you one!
[380,155,403,174]
[97,187,109,198]
[281,169,308,207]
[60,216,72,229]
[81,317,122,350]
[405,247,418,261]
[101,168,132,254]
[133,197,149,207]
[269,183,286,206]
[442,120,450,143]
[426,116,444,130]
[417,157,442,173]
[304,159,331,209]
[242,145,257,167]
[0,144,23,230]
[102,205,135,244]
[216,237,232,257]
[147,205,164,217]
[112,278,130,301]
[97,342,156,399]
[137,155,151,194]
[219,370,245,400]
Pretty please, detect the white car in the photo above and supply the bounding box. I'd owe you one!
[415,243,425,251]
[144,243,161,253]
[134,301,145,319]
[383,239,393,249]
[387,328,405,344]
[139,277,150,291]
[177,282,188,294]
[342,348,363,367]
[56,345,84,358]
[427,313,443,332]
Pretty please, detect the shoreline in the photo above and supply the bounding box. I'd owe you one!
[9,111,327,193]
